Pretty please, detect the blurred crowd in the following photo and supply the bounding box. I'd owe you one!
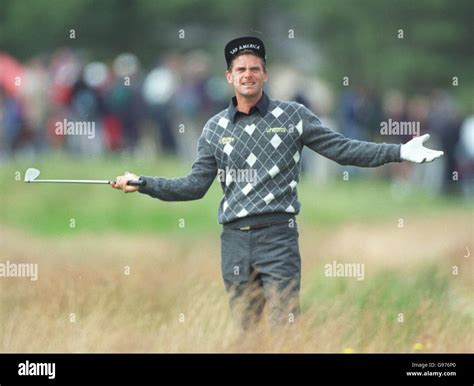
[331,87,473,196]
[1,49,472,196]
[0,49,230,162]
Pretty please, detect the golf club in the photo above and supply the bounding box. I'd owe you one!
[24,168,145,186]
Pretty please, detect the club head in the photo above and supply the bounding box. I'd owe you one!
[24,168,41,182]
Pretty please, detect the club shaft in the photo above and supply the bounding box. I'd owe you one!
[27,179,144,186]
[28,179,111,184]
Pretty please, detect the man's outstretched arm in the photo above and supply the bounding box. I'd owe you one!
[300,105,443,167]
[112,131,218,200]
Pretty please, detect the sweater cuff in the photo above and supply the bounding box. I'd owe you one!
[137,176,156,195]
[390,144,403,163]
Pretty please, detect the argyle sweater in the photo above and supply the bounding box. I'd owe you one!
[138,95,402,224]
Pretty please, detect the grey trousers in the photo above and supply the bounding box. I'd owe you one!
[220,219,301,330]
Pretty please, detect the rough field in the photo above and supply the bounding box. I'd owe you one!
[1,154,472,352]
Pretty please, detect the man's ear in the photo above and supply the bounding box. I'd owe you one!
[263,72,268,83]
[225,70,233,85]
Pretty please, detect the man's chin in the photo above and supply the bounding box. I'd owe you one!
[238,88,262,98]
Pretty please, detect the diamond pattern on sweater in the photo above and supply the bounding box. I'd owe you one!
[205,100,308,223]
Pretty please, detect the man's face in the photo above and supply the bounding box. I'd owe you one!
[225,54,268,99]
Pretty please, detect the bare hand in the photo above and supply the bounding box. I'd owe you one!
[111,171,140,193]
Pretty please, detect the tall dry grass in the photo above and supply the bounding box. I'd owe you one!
[1,213,472,352]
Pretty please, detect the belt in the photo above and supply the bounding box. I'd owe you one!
[237,220,289,231]
[223,212,295,231]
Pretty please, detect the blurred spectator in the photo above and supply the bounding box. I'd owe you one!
[0,86,24,159]
[19,58,49,155]
[427,91,462,194]
[49,48,81,107]
[68,62,107,154]
[338,86,377,142]
[142,54,180,155]
[174,50,213,161]
[47,49,81,149]
[407,95,444,193]
[456,114,474,197]
[105,53,144,154]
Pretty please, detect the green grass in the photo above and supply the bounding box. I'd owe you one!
[301,263,473,351]
[302,264,450,312]
[0,152,471,236]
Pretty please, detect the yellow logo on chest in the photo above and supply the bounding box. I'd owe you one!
[266,127,287,133]
[219,137,235,145]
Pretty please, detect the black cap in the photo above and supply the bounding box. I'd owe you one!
[225,36,266,67]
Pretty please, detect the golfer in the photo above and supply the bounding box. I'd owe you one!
[112,37,443,330]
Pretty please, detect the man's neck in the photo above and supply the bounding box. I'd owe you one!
[235,91,263,114]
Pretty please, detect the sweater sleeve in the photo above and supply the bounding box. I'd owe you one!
[138,130,217,201]
[300,105,402,167]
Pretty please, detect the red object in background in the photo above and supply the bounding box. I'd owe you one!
[0,52,24,97]
[103,114,123,151]
[51,85,73,106]
[47,112,67,148]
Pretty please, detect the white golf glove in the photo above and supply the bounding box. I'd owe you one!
[400,134,444,163]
